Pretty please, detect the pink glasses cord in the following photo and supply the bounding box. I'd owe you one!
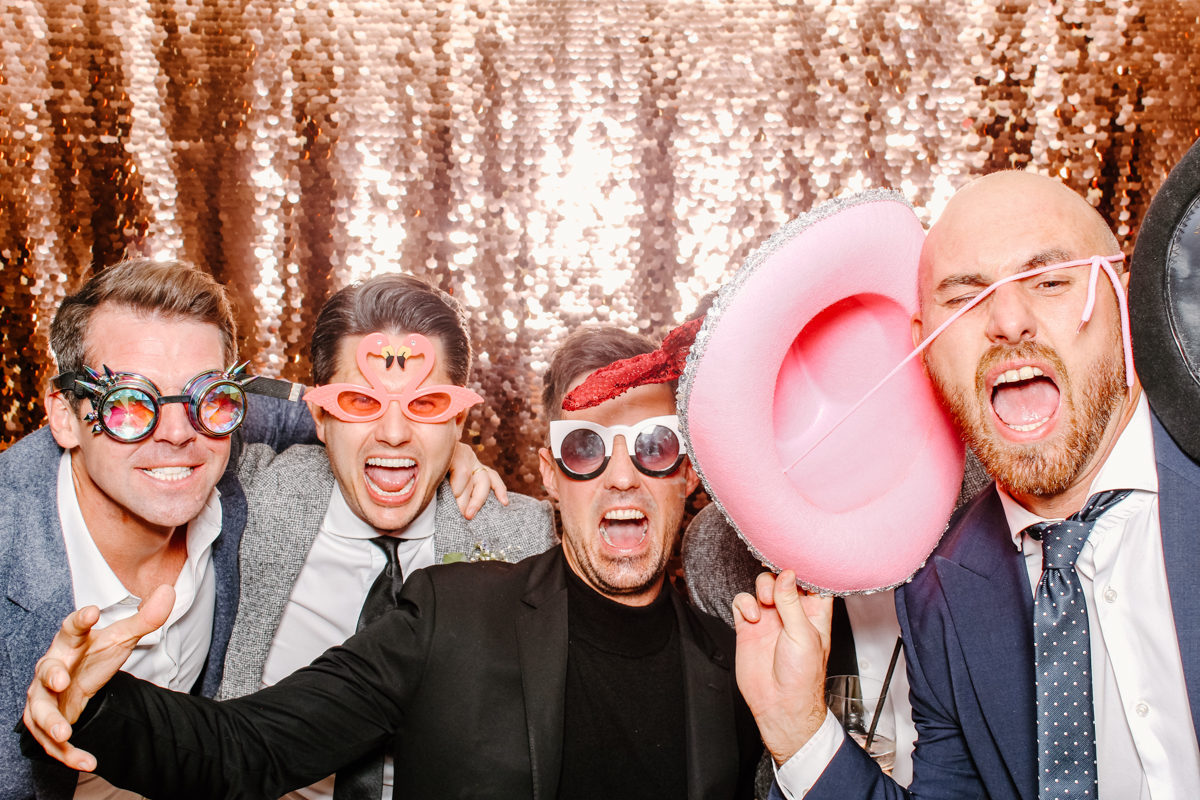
[784,254,1132,474]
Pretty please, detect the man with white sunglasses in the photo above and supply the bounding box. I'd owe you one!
[20,324,763,800]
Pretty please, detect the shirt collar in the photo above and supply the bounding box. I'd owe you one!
[998,392,1157,550]
[322,481,439,541]
[57,450,223,610]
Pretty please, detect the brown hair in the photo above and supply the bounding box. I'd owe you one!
[540,326,663,422]
[50,258,237,408]
[310,273,472,386]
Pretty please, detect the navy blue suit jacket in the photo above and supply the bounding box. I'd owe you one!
[776,415,1200,800]
[0,396,316,800]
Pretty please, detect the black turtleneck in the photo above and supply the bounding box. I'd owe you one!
[555,566,688,800]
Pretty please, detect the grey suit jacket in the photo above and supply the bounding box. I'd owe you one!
[219,443,558,700]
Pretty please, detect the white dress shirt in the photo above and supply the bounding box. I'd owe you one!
[58,451,221,800]
[842,592,916,786]
[260,483,439,800]
[777,394,1200,798]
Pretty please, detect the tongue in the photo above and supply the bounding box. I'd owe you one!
[992,377,1060,426]
[602,519,647,549]
[365,465,417,493]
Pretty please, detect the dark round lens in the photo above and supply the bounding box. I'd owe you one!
[634,425,681,472]
[198,383,246,435]
[101,388,158,441]
[407,391,453,419]
[560,428,607,476]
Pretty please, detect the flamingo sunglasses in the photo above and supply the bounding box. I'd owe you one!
[304,332,484,424]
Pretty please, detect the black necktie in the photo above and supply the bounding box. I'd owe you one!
[1024,489,1131,800]
[332,536,405,800]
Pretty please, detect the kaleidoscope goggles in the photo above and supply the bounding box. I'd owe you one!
[52,363,260,442]
[549,415,687,480]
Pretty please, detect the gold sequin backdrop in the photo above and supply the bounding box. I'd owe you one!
[2,0,1199,495]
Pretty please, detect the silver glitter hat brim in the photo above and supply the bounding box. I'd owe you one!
[677,188,947,597]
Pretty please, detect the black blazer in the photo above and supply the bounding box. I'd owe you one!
[41,546,762,800]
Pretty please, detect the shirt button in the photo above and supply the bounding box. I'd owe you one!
[1104,587,1118,603]
[859,659,870,671]
[119,597,138,606]
[1135,702,1150,717]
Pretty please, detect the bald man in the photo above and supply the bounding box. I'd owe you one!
[736,172,1200,800]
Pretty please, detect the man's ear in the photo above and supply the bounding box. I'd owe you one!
[911,312,925,351]
[307,401,329,445]
[453,408,468,437]
[538,447,560,501]
[46,392,83,450]
[682,456,700,496]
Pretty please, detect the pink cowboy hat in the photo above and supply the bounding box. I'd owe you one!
[678,190,965,594]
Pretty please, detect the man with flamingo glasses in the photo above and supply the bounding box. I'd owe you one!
[213,273,557,800]
[21,324,763,799]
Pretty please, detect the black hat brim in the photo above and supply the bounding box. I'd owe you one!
[1129,135,1200,462]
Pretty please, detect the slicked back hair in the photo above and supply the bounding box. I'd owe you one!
[311,274,472,387]
[50,258,237,410]
[541,326,664,423]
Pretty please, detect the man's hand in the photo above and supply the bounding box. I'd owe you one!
[733,570,833,766]
[22,585,175,771]
[448,441,508,519]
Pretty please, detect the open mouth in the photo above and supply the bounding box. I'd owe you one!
[600,508,648,550]
[364,456,418,499]
[990,365,1060,435]
[140,466,194,482]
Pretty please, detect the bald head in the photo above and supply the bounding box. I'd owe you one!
[918,171,1120,309]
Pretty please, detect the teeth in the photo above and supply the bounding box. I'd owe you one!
[1005,417,1051,432]
[365,474,416,497]
[603,509,646,521]
[144,466,193,481]
[994,366,1046,385]
[366,457,416,467]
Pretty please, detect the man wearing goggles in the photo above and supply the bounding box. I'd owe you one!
[739,172,1200,800]
[21,324,763,800]
[0,258,323,800]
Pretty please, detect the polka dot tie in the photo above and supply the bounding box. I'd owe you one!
[1024,490,1131,800]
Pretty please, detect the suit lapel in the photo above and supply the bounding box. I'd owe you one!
[1152,414,1200,742]
[514,549,569,800]
[935,488,1037,800]
[673,591,738,800]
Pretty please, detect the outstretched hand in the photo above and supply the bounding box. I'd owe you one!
[448,441,508,519]
[732,570,833,766]
[22,584,175,771]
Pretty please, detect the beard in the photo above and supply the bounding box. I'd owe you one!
[927,339,1126,497]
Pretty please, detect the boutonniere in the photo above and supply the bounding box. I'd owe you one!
[443,542,515,564]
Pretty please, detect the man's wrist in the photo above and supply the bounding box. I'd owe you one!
[759,696,828,766]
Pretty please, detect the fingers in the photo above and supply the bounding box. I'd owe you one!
[486,467,509,506]
[755,571,776,606]
[447,442,476,501]
[129,584,175,639]
[59,605,101,644]
[23,683,97,772]
[773,571,832,641]
[461,471,491,520]
[731,591,762,625]
[35,656,72,694]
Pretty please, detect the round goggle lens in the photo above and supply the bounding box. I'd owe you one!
[101,388,158,441]
[199,383,246,435]
[560,428,607,476]
[407,391,453,420]
[336,390,382,418]
[634,425,682,472]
